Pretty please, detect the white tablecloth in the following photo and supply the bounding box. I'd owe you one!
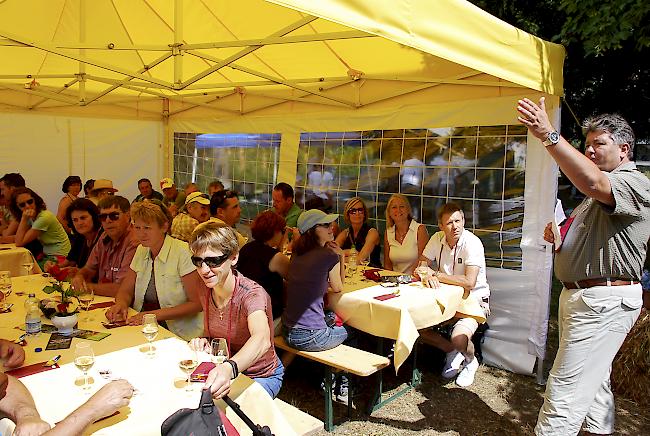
[0,244,41,277]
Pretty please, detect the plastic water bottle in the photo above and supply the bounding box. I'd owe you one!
[347,246,358,280]
[24,293,41,335]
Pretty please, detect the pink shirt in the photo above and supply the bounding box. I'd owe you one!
[83,226,139,284]
[203,273,277,379]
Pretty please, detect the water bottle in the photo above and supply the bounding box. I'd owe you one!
[24,293,41,335]
[347,246,358,280]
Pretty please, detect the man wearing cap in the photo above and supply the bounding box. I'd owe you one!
[271,182,303,228]
[72,195,139,297]
[517,98,650,436]
[160,178,186,217]
[132,178,163,203]
[209,190,247,247]
[171,191,210,242]
[88,179,118,206]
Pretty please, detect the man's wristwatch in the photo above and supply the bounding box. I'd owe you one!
[542,131,560,147]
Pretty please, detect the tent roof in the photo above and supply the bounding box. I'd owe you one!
[0,0,564,120]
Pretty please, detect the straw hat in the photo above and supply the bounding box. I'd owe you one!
[91,179,118,193]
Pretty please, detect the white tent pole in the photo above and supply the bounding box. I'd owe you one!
[78,0,86,104]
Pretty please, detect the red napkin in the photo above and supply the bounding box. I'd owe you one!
[363,268,382,282]
[89,301,115,310]
[5,362,60,378]
[374,293,399,301]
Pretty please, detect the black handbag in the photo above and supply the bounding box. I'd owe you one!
[161,388,232,436]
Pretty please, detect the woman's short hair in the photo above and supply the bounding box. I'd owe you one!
[62,176,82,193]
[130,200,171,228]
[343,196,368,225]
[292,227,320,256]
[9,187,46,219]
[189,221,240,257]
[385,194,413,228]
[83,179,95,196]
[66,198,101,233]
[251,211,286,243]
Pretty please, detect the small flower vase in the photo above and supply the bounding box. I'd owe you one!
[51,313,78,335]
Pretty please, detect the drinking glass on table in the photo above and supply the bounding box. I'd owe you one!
[0,271,11,299]
[78,289,94,321]
[359,259,370,281]
[74,342,95,392]
[210,338,229,364]
[415,262,431,289]
[178,347,198,392]
[21,259,34,276]
[142,314,159,357]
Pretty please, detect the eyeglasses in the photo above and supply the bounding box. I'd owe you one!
[191,253,231,268]
[348,207,364,215]
[18,198,35,208]
[98,212,121,222]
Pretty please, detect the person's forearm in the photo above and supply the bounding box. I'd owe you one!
[437,272,475,293]
[148,301,202,322]
[43,406,95,436]
[1,376,42,423]
[0,234,15,243]
[90,282,120,297]
[231,333,270,373]
[14,219,30,246]
[545,138,610,199]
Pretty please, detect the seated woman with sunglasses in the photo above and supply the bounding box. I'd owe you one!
[335,197,381,268]
[237,211,290,320]
[105,201,203,341]
[10,187,71,269]
[188,221,283,399]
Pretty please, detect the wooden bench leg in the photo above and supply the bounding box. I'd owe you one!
[281,350,296,368]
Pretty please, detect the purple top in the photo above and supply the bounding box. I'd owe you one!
[283,246,339,330]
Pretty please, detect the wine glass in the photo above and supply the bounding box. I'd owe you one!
[21,259,34,276]
[210,338,229,364]
[141,314,159,357]
[74,342,95,392]
[359,259,370,281]
[0,271,11,299]
[178,347,198,392]
[415,263,431,289]
[78,289,94,322]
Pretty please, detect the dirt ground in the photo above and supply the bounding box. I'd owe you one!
[277,313,650,435]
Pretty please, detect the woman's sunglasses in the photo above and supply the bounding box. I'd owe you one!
[18,198,35,208]
[348,207,364,215]
[191,253,231,268]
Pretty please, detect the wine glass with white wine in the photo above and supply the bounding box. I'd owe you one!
[142,314,159,357]
[74,342,95,392]
[178,347,198,392]
[0,271,11,299]
[210,338,229,364]
[21,259,34,276]
[77,289,94,322]
[359,258,370,281]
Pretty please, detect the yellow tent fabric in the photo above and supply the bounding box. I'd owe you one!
[0,0,564,120]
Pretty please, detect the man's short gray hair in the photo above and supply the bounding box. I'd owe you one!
[582,114,635,159]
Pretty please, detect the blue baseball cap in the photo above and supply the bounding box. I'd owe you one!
[297,209,339,234]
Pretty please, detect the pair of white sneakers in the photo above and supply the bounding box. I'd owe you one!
[442,350,479,387]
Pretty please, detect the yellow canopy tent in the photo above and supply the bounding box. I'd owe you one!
[0,0,564,375]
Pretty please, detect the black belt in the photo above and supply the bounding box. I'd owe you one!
[562,278,638,290]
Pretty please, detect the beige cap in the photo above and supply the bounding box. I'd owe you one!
[185,191,210,206]
[160,177,174,190]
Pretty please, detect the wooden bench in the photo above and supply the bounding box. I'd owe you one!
[274,336,390,431]
[274,398,323,436]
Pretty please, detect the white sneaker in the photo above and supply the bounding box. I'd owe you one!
[441,351,465,379]
[456,356,479,387]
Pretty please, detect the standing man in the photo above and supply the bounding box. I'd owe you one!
[160,177,186,217]
[271,182,303,228]
[209,190,247,246]
[418,202,490,388]
[518,98,650,436]
[72,196,139,297]
[132,178,163,203]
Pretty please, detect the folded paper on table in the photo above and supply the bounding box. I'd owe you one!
[374,293,399,301]
[6,362,60,378]
[89,301,115,310]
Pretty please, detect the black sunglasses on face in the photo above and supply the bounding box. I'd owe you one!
[191,253,231,268]
[348,207,364,215]
[99,212,121,222]
[18,198,35,208]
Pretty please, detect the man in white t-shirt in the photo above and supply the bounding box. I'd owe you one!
[417,202,490,387]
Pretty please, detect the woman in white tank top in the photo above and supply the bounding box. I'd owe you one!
[383,194,428,273]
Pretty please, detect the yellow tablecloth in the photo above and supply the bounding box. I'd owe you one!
[0,243,41,277]
[329,272,485,373]
[1,275,296,436]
